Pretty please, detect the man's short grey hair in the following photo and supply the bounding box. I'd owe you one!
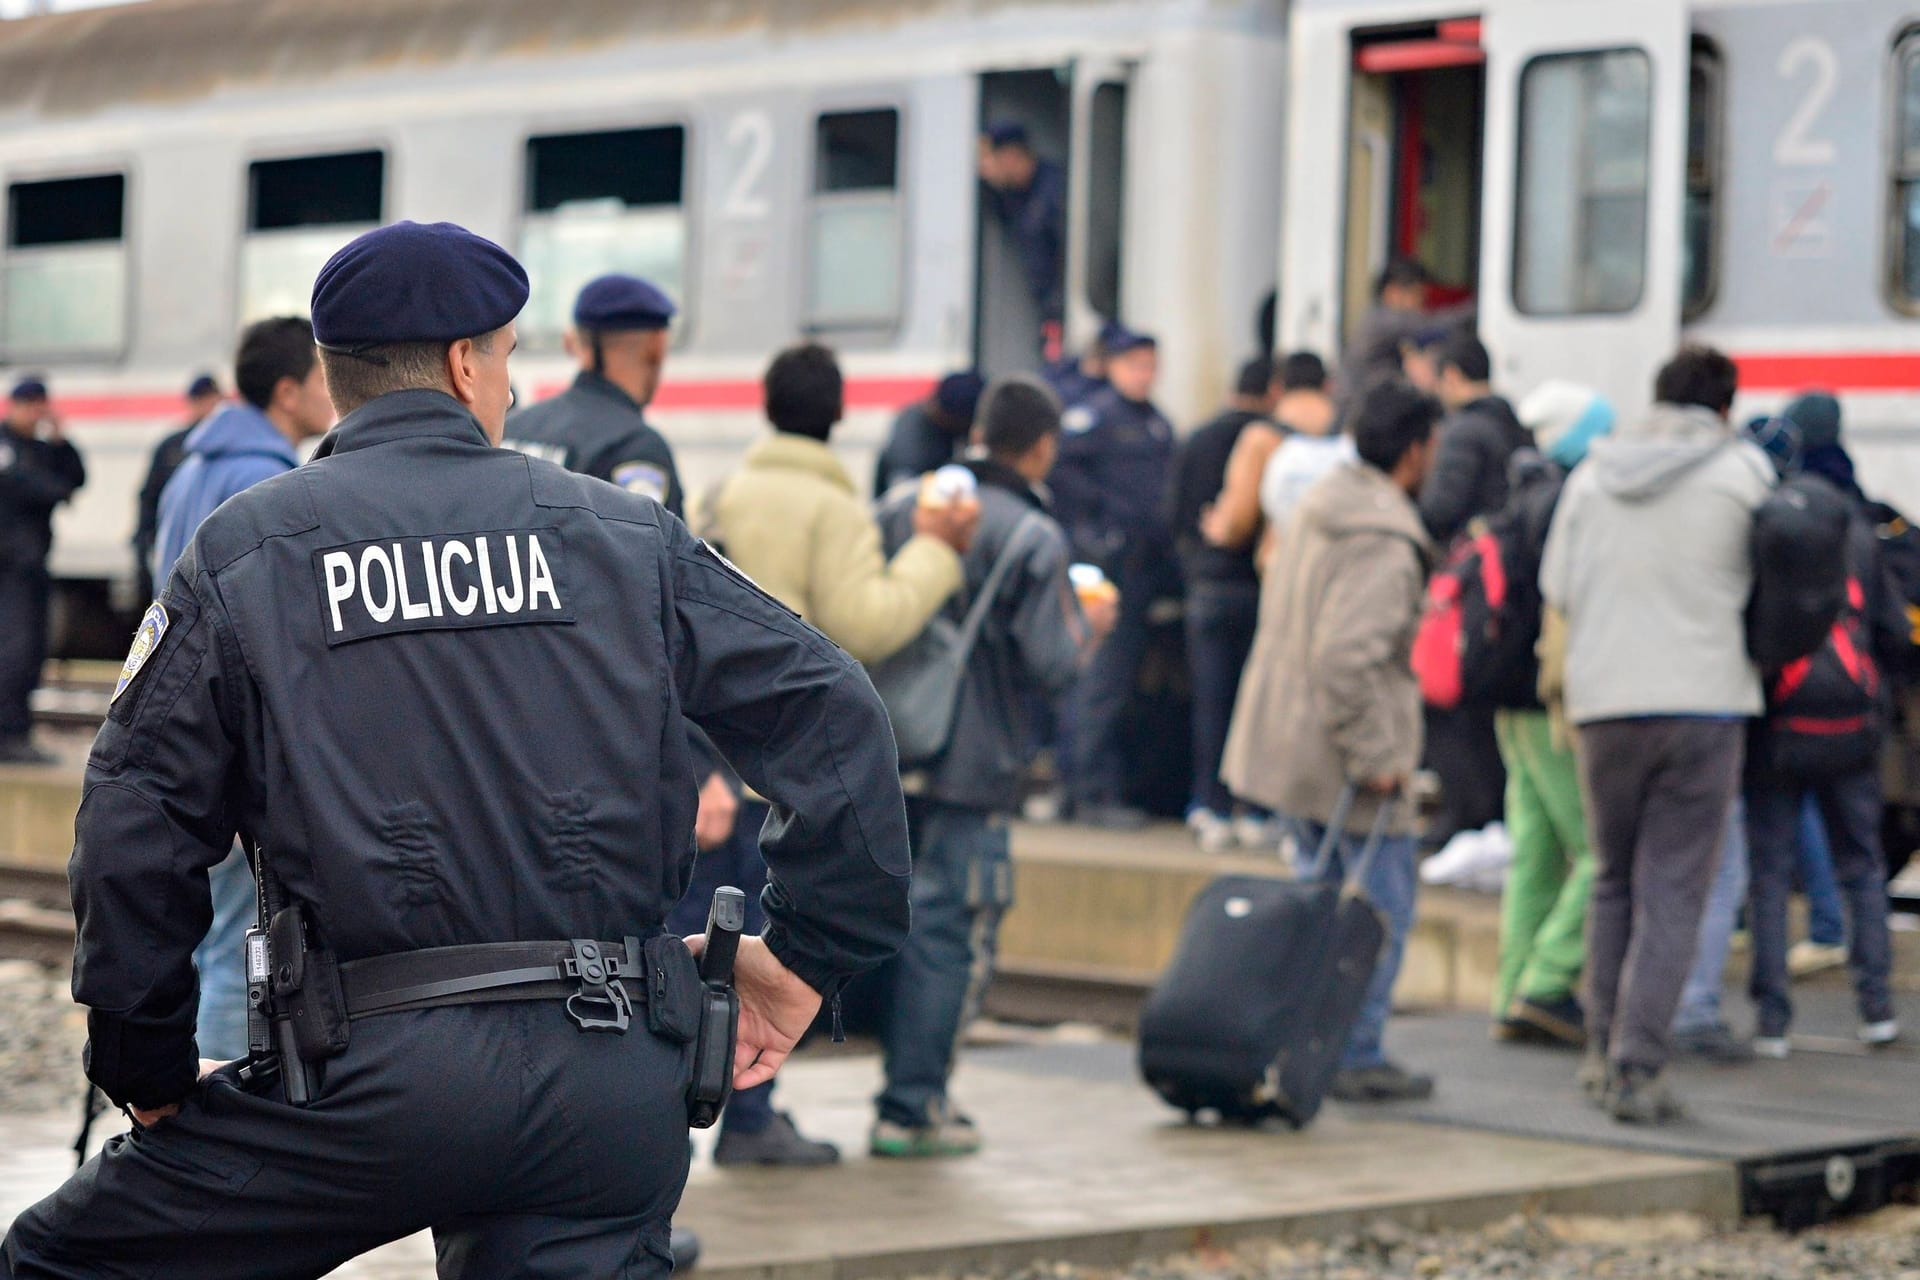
[320,330,498,417]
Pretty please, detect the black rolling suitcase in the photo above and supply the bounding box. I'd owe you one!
[1137,787,1396,1127]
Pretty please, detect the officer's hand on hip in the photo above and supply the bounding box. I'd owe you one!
[683,933,820,1090]
[128,1058,232,1128]
[694,772,739,851]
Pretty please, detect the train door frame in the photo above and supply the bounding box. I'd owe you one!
[1340,22,1487,350]
[1475,0,1690,418]
[971,60,1131,380]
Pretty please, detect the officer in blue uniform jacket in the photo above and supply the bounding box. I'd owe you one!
[1048,323,1178,826]
[979,122,1066,331]
[502,273,684,514]
[1043,318,1124,411]
[1,222,911,1279]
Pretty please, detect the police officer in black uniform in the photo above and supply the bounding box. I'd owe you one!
[1049,324,1177,828]
[502,273,682,513]
[0,377,84,765]
[0,222,910,1279]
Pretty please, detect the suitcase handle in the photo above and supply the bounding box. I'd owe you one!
[1305,784,1401,893]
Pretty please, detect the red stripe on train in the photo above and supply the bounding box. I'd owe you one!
[51,375,939,424]
[1733,352,1920,392]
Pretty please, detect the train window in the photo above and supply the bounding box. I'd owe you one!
[240,151,385,324]
[1512,49,1652,315]
[521,126,688,347]
[3,174,128,361]
[1891,33,1920,307]
[1085,82,1128,320]
[1683,42,1722,319]
[807,108,902,330]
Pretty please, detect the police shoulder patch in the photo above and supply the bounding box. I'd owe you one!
[1061,406,1098,435]
[112,602,170,704]
[611,461,668,502]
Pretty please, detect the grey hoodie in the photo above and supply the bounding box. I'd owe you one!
[1540,403,1775,723]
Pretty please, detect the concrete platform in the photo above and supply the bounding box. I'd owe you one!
[0,1040,1736,1280]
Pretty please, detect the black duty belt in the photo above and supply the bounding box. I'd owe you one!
[339,937,647,1032]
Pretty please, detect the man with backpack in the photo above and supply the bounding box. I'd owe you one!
[1742,393,1904,1056]
[872,377,1112,1155]
[1539,346,1774,1124]
[1464,383,1615,1048]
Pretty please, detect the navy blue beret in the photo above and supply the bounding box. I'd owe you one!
[573,274,676,332]
[1101,322,1156,356]
[10,377,46,401]
[311,221,529,348]
[934,371,985,421]
[984,120,1029,149]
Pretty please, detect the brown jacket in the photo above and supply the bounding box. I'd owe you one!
[710,432,963,664]
[1221,460,1432,834]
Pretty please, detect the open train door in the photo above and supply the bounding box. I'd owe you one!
[1477,0,1688,418]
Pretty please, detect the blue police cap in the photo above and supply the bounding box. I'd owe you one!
[10,377,46,401]
[934,371,985,422]
[984,120,1029,149]
[1101,322,1156,356]
[311,221,529,350]
[572,274,676,332]
[186,373,219,399]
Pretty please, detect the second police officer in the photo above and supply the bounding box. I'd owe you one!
[501,272,684,511]
[1048,324,1176,828]
[0,222,911,1279]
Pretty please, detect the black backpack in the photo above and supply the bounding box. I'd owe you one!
[1747,475,1852,672]
[1752,569,1884,780]
[1411,460,1563,711]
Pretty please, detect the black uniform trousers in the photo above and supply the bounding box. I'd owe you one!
[0,562,48,740]
[2,1003,691,1279]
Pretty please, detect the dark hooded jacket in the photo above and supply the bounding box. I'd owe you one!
[1419,394,1531,544]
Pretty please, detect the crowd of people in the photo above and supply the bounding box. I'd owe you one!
[0,238,1910,1212]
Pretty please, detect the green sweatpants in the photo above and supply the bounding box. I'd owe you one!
[1491,708,1595,1015]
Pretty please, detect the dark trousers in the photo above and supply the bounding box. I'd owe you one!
[1069,543,1168,808]
[873,798,1012,1126]
[1577,717,1744,1074]
[668,801,775,1135]
[0,562,48,740]
[2,1004,689,1279]
[1422,704,1506,847]
[1745,769,1896,1037]
[1184,579,1260,816]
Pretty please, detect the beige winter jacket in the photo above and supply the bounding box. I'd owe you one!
[711,432,963,664]
[1221,460,1433,834]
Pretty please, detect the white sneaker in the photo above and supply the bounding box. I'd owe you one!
[1860,1020,1900,1047]
[1787,940,1847,979]
[1752,1036,1791,1060]
[1189,810,1235,854]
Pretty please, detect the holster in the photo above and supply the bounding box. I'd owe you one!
[687,982,737,1130]
[268,905,351,1063]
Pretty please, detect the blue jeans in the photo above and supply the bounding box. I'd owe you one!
[1184,579,1261,817]
[1745,770,1895,1037]
[1673,797,1747,1035]
[191,845,257,1062]
[1797,795,1846,947]
[668,801,775,1136]
[875,799,1013,1126]
[1279,812,1418,1071]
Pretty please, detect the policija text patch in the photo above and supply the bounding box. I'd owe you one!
[312,529,574,645]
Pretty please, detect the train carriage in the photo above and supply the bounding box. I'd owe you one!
[0,0,1289,643]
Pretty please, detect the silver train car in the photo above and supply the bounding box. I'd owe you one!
[0,0,1288,625]
[1282,0,1920,497]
